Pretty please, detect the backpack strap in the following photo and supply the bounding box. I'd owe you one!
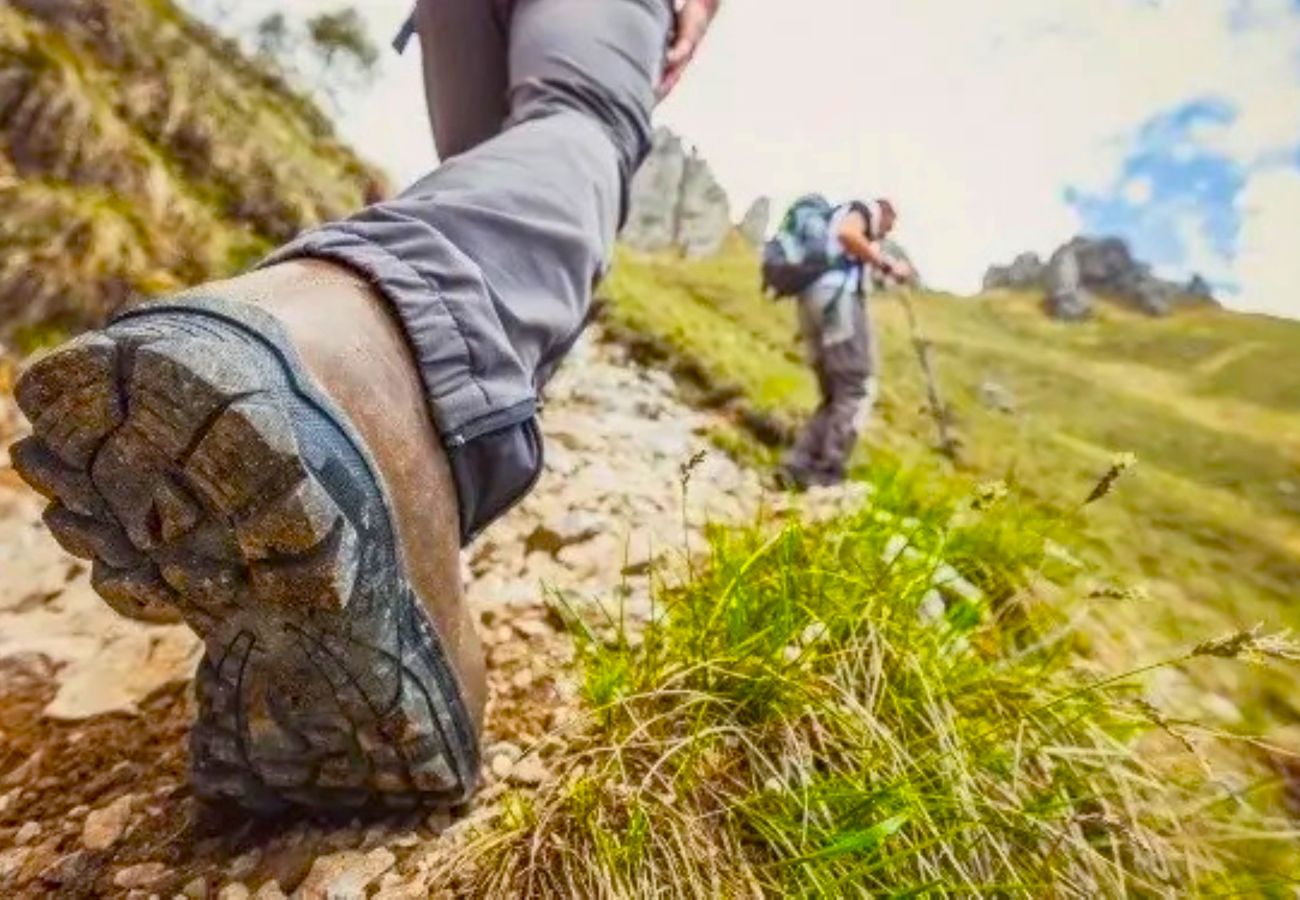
[845,200,880,240]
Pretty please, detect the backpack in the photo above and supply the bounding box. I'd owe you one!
[761,194,847,299]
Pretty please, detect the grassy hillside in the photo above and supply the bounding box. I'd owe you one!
[600,237,1300,730]
[446,454,1300,895]
[0,0,383,351]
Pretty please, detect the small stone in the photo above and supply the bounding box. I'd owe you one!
[489,754,514,780]
[13,820,40,845]
[508,755,551,786]
[181,876,210,899]
[113,861,171,890]
[216,884,251,900]
[424,810,452,834]
[513,618,552,639]
[252,880,287,900]
[67,804,90,819]
[0,847,31,881]
[82,794,134,850]
[296,848,396,900]
[510,669,535,690]
[39,849,93,886]
[918,590,946,624]
[225,849,262,880]
[977,380,1017,414]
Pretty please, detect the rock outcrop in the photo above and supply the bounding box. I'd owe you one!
[1045,245,1092,321]
[737,197,771,245]
[622,128,732,258]
[984,236,1220,319]
[983,252,1046,292]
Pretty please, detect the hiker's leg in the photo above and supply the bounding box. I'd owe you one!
[415,0,511,159]
[784,291,835,480]
[262,0,672,541]
[815,297,874,483]
[11,0,670,813]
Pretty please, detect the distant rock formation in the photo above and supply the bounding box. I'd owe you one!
[984,236,1220,320]
[1045,246,1092,321]
[984,252,1046,292]
[622,128,731,258]
[737,197,771,245]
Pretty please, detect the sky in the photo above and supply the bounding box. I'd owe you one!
[195,0,1300,319]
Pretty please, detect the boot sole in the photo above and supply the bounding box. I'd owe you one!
[9,298,478,814]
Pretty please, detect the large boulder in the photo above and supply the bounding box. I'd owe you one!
[1045,246,1092,321]
[621,127,731,258]
[737,196,771,245]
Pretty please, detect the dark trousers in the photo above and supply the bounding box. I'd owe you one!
[785,279,879,485]
[262,0,673,541]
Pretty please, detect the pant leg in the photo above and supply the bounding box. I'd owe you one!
[263,0,672,543]
[785,291,835,477]
[814,293,877,482]
[415,0,512,160]
[786,281,876,484]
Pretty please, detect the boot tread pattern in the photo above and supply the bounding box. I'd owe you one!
[11,311,475,813]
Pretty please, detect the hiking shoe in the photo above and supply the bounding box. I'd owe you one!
[10,295,480,813]
[772,464,812,492]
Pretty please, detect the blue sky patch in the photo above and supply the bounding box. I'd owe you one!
[1066,99,1249,293]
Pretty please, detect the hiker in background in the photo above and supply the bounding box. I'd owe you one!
[10,0,721,813]
[764,197,914,489]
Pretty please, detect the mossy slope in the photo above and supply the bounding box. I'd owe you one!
[0,0,384,349]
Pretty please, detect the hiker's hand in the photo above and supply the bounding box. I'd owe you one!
[887,260,916,283]
[660,0,721,100]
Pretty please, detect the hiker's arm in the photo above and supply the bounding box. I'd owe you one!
[660,0,722,99]
[838,213,915,280]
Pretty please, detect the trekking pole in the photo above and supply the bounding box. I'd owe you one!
[897,287,962,462]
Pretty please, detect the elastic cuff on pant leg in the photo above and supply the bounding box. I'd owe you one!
[446,406,545,544]
[258,233,543,545]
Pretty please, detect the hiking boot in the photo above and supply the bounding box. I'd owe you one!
[8,260,487,814]
[773,463,813,492]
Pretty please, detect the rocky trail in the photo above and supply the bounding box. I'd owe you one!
[0,330,862,898]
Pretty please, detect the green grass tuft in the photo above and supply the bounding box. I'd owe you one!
[437,471,1300,896]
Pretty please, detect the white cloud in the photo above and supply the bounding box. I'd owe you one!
[1234,167,1300,318]
[188,0,1300,316]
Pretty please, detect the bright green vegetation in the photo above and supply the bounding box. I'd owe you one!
[600,238,1300,731]
[0,0,383,347]
[442,466,1299,895]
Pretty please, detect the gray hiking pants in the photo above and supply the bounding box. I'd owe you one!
[262,0,673,543]
[785,280,879,485]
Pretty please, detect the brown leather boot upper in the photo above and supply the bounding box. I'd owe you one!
[187,259,488,737]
